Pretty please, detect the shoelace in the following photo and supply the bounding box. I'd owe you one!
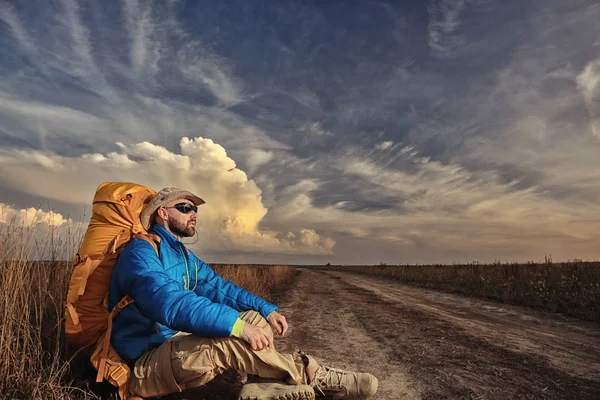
[311,366,345,396]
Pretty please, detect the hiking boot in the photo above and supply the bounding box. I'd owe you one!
[301,353,378,400]
[238,381,316,400]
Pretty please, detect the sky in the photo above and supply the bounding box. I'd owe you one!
[1,0,599,265]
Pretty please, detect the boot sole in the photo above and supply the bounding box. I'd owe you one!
[238,382,315,400]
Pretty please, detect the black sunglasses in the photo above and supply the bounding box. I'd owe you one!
[165,202,198,214]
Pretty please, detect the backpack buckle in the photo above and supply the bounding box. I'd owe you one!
[117,296,133,309]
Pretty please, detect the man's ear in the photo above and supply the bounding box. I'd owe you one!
[156,207,168,221]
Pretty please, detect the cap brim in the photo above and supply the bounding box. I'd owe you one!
[178,191,205,206]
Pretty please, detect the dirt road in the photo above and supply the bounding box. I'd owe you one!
[176,268,600,400]
[270,269,600,400]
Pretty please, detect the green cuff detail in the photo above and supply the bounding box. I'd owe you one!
[231,318,245,338]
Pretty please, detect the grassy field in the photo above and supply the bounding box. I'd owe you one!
[0,221,299,400]
[333,260,600,322]
[2,219,600,399]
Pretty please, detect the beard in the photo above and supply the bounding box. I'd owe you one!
[168,218,196,238]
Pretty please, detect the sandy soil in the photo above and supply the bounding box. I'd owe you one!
[168,268,600,399]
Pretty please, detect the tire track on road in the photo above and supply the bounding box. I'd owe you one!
[275,269,420,400]
[313,269,600,399]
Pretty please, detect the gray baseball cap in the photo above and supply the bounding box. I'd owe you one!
[140,187,205,230]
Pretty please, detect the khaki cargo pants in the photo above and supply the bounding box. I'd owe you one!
[128,311,307,398]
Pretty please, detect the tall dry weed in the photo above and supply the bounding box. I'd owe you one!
[212,264,299,299]
[0,217,92,399]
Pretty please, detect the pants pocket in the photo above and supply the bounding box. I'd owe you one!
[130,340,182,398]
[171,335,217,390]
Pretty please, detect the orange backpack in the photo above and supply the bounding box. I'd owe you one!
[65,182,159,399]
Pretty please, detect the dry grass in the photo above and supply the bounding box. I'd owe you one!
[0,218,87,399]
[336,260,600,321]
[211,264,299,299]
[0,220,298,399]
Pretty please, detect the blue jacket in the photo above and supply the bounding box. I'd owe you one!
[108,224,278,361]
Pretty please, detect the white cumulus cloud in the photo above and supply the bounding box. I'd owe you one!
[0,137,335,257]
[0,203,71,227]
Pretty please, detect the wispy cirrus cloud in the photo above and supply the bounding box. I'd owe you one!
[577,58,600,138]
[427,0,469,58]
[0,0,248,148]
[375,141,393,151]
[0,92,101,124]
[262,142,600,263]
[123,0,161,75]
[0,3,35,56]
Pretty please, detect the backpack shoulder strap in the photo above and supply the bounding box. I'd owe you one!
[93,232,161,397]
[134,233,161,256]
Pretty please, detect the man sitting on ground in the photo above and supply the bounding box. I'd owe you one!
[109,187,378,400]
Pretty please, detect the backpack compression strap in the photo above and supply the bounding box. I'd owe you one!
[95,295,135,384]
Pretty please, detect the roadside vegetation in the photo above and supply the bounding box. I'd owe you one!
[0,219,298,399]
[335,259,600,322]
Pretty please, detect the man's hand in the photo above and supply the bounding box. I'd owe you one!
[241,323,273,351]
[267,311,288,337]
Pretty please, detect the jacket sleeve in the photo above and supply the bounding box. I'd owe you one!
[118,239,241,337]
[191,256,278,319]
